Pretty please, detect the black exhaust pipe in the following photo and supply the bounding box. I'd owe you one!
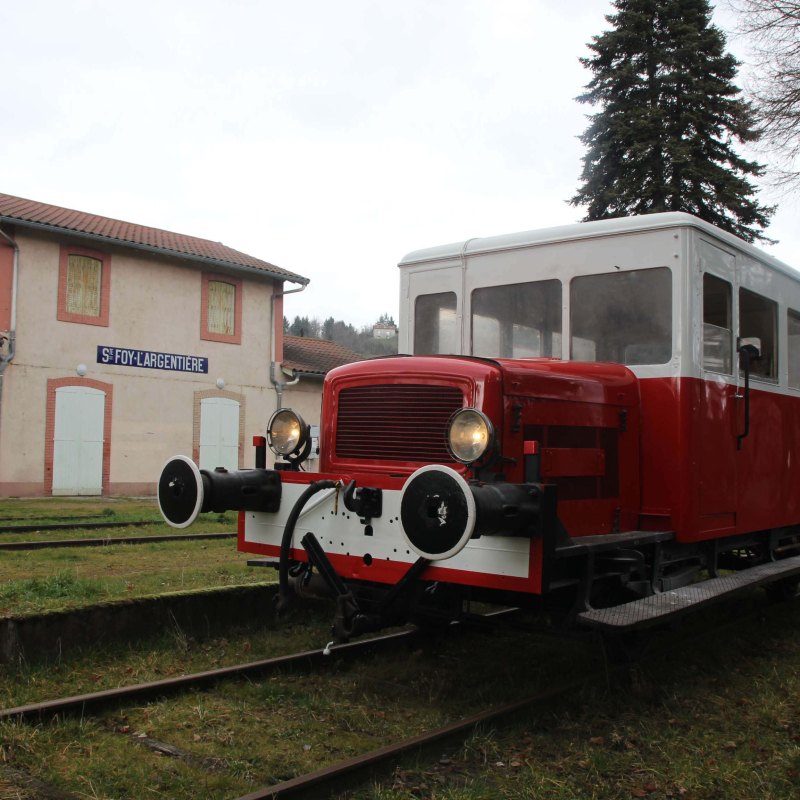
[157,455,281,528]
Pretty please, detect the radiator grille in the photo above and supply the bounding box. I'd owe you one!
[335,384,464,462]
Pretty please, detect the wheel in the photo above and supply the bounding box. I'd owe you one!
[764,576,799,604]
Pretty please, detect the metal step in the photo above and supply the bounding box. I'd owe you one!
[577,554,800,631]
[555,530,674,558]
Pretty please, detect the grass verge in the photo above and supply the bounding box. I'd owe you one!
[0,538,264,615]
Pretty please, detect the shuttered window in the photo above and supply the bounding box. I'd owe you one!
[207,281,235,335]
[66,256,102,317]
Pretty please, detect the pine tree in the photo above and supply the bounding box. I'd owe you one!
[571,0,774,243]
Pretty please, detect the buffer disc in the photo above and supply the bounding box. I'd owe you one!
[399,465,475,561]
[157,455,204,529]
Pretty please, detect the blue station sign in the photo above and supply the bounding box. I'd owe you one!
[97,346,208,374]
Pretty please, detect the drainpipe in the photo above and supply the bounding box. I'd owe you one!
[270,281,307,409]
[0,226,19,443]
[281,365,301,389]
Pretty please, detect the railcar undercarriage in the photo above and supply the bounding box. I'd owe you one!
[249,520,800,645]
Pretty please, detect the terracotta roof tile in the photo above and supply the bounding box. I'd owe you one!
[282,336,363,375]
[0,192,307,284]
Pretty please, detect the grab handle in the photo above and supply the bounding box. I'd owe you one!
[737,337,761,451]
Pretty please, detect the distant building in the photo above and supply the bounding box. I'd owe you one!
[373,324,397,339]
[0,191,316,496]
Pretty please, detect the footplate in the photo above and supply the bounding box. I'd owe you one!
[577,554,800,631]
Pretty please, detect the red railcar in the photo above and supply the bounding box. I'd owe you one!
[159,212,800,641]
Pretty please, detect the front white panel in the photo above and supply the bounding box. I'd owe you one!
[244,482,530,579]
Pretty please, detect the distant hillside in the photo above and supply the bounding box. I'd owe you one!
[284,314,399,357]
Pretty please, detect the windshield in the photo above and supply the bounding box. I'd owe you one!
[471,279,562,358]
[570,267,672,366]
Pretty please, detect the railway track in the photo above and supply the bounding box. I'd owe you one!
[234,674,595,800]
[0,513,112,523]
[0,598,782,800]
[0,519,161,534]
[0,609,519,724]
[232,604,774,800]
[0,530,236,551]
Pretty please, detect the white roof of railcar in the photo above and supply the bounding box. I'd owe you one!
[398,212,798,284]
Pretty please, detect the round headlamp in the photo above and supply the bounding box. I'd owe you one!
[446,408,494,464]
[267,409,309,456]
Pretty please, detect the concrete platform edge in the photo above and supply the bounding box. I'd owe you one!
[0,582,279,668]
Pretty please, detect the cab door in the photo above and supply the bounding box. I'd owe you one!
[698,239,738,536]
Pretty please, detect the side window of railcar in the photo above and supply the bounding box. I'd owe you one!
[703,274,733,374]
[788,310,800,389]
[414,292,458,355]
[471,280,562,359]
[739,288,778,381]
[570,267,672,366]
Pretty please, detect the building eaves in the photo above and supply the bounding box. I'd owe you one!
[0,192,309,285]
[282,336,363,376]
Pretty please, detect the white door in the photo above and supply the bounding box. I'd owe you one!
[199,397,240,471]
[53,386,105,496]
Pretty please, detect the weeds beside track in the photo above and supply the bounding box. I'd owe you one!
[4,591,800,799]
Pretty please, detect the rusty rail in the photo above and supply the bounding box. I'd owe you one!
[0,531,235,551]
[0,610,517,723]
[233,674,594,800]
[0,520,158,534]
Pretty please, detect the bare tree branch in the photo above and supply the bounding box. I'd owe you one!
[729,1,800,195]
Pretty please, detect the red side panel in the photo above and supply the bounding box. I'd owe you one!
[699,379,738,536]
[639,377,800,542]
[638,377,697,537]
[736,383,800,534]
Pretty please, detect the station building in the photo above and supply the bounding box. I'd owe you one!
[0,192,358,497]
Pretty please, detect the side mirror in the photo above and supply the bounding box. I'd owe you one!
[738,337,762,360]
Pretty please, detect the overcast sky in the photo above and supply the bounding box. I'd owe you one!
[2,0,797,328]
